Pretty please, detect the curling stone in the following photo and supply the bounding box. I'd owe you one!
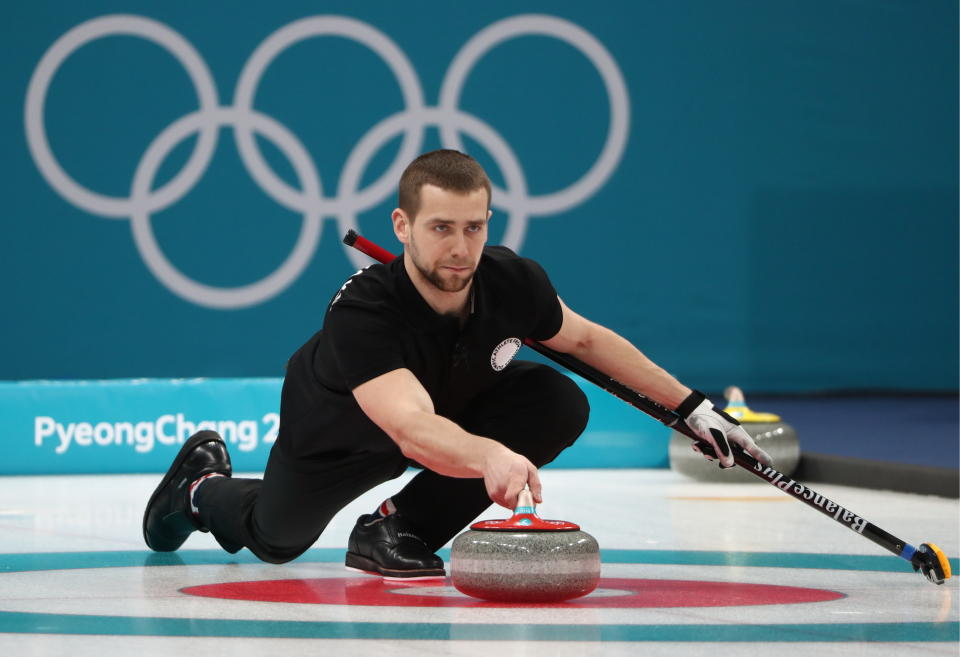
[669,386,800,482]
[450,490,600,602]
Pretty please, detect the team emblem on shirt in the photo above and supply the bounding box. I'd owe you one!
[490,337,522,371]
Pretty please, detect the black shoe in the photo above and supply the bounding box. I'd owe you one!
[142,430,232,552]
[345,513,445,579]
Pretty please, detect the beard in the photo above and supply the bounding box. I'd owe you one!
[408,238,475,293]
[413,258,475,292]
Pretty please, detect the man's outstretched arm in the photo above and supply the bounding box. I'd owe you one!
[540,299,771,468]
[539,299,691,408]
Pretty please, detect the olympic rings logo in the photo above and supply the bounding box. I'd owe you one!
[26,14,630,309]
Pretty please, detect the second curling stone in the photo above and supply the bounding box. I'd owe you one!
[450,490,600,603]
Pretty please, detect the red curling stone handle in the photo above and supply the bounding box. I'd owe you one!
[470,515,580,531]
[469,489,581,531]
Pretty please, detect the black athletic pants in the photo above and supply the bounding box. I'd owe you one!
[195,359,590,564]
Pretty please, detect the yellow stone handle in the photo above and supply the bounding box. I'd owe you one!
[722,385,782,422]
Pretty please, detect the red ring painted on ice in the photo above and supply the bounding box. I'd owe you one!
[181,577,844,608]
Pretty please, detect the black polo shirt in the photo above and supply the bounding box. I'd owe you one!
[311,246,562,418]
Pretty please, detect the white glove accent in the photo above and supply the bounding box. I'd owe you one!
[684,398,773,469]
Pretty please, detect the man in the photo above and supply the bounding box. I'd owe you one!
[143,149,771,578]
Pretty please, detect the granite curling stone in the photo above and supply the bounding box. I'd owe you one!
[669,386,800,482]
[450,490,600,603]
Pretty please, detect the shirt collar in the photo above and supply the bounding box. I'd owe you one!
[392,256,481,331]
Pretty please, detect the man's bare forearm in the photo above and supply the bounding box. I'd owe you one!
[391,410,508,478]
[563,322,692,410]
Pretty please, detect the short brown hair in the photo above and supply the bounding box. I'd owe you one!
[398,149,491,218]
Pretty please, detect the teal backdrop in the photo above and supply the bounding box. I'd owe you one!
[3,0,957,393]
